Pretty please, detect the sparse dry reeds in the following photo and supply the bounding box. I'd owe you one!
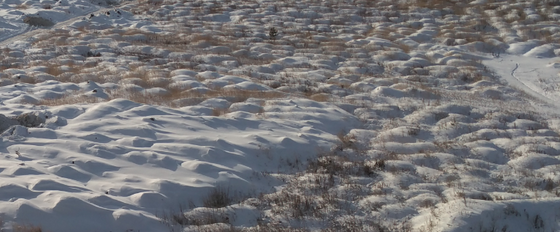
[33,87,286,108]
[13,223,44,232]
[15,3,28,10]
[33,91,103,106]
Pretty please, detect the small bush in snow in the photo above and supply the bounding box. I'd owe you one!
[269,27,278,40]
[203,186,233,208]
[158,206,230,230]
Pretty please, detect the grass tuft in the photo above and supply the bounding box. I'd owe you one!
[203,186,233,208]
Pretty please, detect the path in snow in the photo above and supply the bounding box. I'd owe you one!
[484,55,560,116]
[0,2,130,48]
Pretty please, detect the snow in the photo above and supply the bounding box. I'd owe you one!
[0,0,560,231]
[483,55,560,112]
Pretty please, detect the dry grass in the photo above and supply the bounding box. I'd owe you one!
[132,0,164,14]
[308,93,330,102]
[122,66,170,86]
[0,59,23,71]
[14,3,28,9]
[126,88,285,107]
[116,28,231,53]
[366,26,400,42]
[212,107,230,116]
[518,27,556,42]
[236,56,275,66]
[319,38,347,53]
[33,88,286,108]
[13,223,44,232]
[42,61,82,79]
[20,59,105,83]
[31,30,71,48]
[4,1,560,232]
[44,63,65,77]
[411,0,468,14]
[34,92,103,106]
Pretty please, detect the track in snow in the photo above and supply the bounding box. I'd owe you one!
[485,56,560,115]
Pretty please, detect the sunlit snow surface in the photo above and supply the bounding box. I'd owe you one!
[0,0,560,231]
[485,54,560,113]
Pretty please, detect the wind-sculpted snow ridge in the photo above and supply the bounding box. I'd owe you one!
[1,0,560,231]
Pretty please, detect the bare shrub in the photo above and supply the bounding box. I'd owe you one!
[418,199,436,208]
[373,159,386,170]
[203,187,233,208]
[259,189,322,220]
[307,154,375,177]
[307,155,348,175]
[544,178,556,192]
[158,206,230,230]
[158,187,247,230]
[407,125,421,136]
[269,27,278,40]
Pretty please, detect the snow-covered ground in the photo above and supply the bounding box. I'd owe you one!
[1,0,560,231]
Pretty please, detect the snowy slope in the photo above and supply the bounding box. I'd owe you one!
[0,0,123,44]
[0,98,358,231]
[0,0,560,231]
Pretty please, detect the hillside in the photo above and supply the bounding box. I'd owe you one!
[1,0,560,231]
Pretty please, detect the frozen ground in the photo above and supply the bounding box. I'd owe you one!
[1,0,560,231]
